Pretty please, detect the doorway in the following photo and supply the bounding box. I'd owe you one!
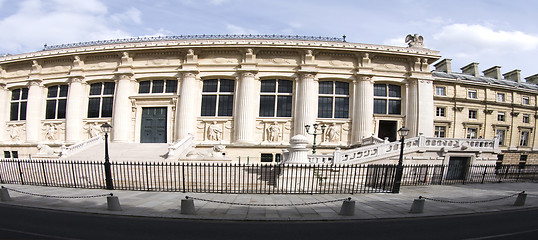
[378,120,397,142]
[140,107,167,143]
[446,156,470,180]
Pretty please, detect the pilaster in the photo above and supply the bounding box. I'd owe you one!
[26,79,43,143]
[176,70,200,140]
[234,70,259,144]
[294,71,318,136]
[352,74,374,144]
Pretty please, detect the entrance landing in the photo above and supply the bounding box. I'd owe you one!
[63,143,170,162]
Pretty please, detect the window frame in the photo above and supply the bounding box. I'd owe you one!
[87,82,115,118]
[466,127,478,139]
[519,130,530,146]
[468,109,478,120]
[45,84,68,120]
[318,80,350,119]
[10,88,29,121]
[522,114,530,123]
[497,112,505,122]
[496,129,506,146]
[259,79,293,118]
[138,79,178,94]
[435,86,446,96]
[467,89,477,99]
[434,126,446,138]
[522,96,530,105]
[200,78,235,117]
[436,107,446,117]
[496,92,505,102]
[373,83,402,115]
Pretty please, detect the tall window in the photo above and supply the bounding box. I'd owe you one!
[88,82,115,118]
[374,84,401,115]
[523,114,530,123]
[138,80,178,94]
[434,126,446,138]
[496,129,506,146]
[10,88,28,121]
[46,85,68,119]
[318,81,349,118]
[201,79,234,117]
[520,130,530,146]
[259,79,292,117]
[519,155,528,169]
[435,86,446,96]
[467,127,478,139]
[436,107,446,117]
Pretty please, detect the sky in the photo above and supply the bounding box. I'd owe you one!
[1,0,537,79]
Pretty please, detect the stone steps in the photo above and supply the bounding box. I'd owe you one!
[63,143,170,162]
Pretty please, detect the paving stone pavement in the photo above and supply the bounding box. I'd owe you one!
[0,182,536,221]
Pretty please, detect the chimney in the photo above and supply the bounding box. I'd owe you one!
[434,59,452,73]
[503,70,521,83]
[524,74,538,84]
[483,66,502,80]
[461,62,480,77]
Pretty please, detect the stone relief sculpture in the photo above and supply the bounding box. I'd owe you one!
[8,125,23,142]
[185,145,227,160]
[324,123,340,143]
[35,144,59,157]
[405,34,424,48]
[43,123,58,141]
[207,122,222,141]
[266,122,281,142]
[84,122,102,138]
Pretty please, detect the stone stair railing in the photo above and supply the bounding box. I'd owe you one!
[60,135,104,158]
[307,134,499,165]
[166,134,195,159]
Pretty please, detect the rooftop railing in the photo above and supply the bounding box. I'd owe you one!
[43,34,346,51]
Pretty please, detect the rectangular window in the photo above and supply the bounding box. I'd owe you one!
[496,154,504,170]
[276,95,292,117]
[374,84,386,96]
[45,85,68,119]
[318,81,349,118]
[468,109,477,119]
[10,88,29,121]
[436,107,446,117]
[201,79,235,117]
[435,86,446,96]
[520,131,530,146]
[318,97,333,118]
[522,96,530,105]
[373,99,387,114]
[261,153,274,162]
[497,112,505,121]
[88,82,115,118]
[496,129,506,146]
[434,126,446,138]
[373,84,402,115]
[519,155,527,169]
[497,93,505,102]
[467,127,478,139]
[259,95,275,117]
[523,114,530,123]
[260,80,293,117]
[388,100,401,114]
[151,80,164,93]
[165,80,178,93]
[468,90,477,99]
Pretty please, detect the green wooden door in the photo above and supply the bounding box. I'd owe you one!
[141,107,167,143]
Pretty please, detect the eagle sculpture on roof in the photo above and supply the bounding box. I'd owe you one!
[405,34,424,48]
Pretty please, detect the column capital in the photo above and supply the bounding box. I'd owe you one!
[354,74,374,82]
[114,72,134,81]
[0,81,6,90]
[297,70,317,80]
[27,78,43,87]
[68,76,85,84]
[237,70,258,79]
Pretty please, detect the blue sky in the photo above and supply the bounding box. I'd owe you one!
[1,0,537,79]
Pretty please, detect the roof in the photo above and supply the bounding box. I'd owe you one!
[433,71,538,91]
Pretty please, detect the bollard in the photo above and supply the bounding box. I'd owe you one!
[409,197,425,213]
[107,194,122,211]
[514,191,527,206]
[181,196,196,215]
[339,198,355,216]
[0,187,12,202]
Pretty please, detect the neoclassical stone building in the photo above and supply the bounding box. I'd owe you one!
[0,35,532,165]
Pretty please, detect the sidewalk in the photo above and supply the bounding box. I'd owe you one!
[1,182,536,221]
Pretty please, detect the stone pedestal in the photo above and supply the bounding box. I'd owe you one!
[284,135,310,164]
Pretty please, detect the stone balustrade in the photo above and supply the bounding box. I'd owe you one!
[166,134,195,159]
[60,135,104,158]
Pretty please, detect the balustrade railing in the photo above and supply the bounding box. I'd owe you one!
[60,135,104,158]
[166,134,195,159]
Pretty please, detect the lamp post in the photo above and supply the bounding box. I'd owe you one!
[305,123,326,154]
[101,123,114,190]
[392,126,409,194]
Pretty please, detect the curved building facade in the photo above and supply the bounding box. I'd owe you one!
[0,35,534,164]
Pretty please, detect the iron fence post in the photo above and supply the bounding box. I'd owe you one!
[103,132,114,190]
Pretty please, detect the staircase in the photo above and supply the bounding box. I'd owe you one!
[62,143,171,162]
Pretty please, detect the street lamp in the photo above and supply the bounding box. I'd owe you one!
[305,123,326,154]
[100,123,114,190]
[392,126,409,193]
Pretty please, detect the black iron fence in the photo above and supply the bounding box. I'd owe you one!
[0,159,536,194]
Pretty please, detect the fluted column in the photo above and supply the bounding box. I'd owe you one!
[417,79,434,136]
[0,82,8,142]
[176,71,200,140]
[406,79,419,137]
[294,72,318,136]
[112,74,134,142]
[65,77,85,143]
[26,79,44,143]
[352,75,374,144]
[234,71,259,144]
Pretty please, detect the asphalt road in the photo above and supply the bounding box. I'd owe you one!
[0,204,537,240]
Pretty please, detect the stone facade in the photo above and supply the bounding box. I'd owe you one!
[0,36,535,165]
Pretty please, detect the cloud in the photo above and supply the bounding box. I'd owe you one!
[226,24,259,35]
[111,7,142,24]
[209,0,228,5]
[0,0,132,53]
[433,24,538,54]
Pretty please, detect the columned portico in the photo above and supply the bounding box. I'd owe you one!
[234,71,259,144]
[176,71,200,140]
[112,73,135,142]
[294,72,318,136]
[352,75,374,144]
[65,77,85,143]
[26,79,43,143]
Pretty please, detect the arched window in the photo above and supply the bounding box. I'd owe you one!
[45,84,68,119]
[201,79,234,117]
[87,82,115,118]
[259,79,293,117]
[373,84,401,115]
[10,88,28,121]
[318,81,349,118]
[138,80,178,94]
